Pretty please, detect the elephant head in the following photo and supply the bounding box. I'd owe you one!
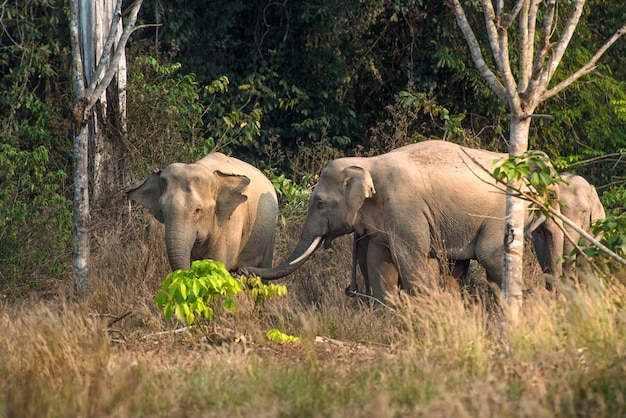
[126,163,250,271]
[244,162,375,279]
[527,172,605,277]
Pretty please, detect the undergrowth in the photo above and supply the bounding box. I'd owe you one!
[2,210,626,417]
[3,141,626,416]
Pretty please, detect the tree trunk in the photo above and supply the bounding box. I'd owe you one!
[70,0,143,295]
[502,115,532,319]
[447,0,626,322]
[73,124,91,295]
[93,0,128,202]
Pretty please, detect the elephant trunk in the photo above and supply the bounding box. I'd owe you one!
[243,235,323,280]
[165,224,196,271]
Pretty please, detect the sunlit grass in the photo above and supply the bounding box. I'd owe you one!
[2,223,626,417]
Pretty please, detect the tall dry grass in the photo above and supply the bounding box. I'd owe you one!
[3,206,626,416]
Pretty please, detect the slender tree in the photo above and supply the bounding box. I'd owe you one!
[70,0,143,295]
[446,0,626,319]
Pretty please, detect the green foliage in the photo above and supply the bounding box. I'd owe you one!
[398,90,469,141]
[583,185,626,263]
[599,185,626,215]
[239,276,288,307]
[155,260,289,329]
[126,55,264,172]
[126,56,207,169]
[588,214,626,260]
[0,144,71,291]
[493,150,562,189]
[492,151,566,221]
[266,328,300,343]
[155,260,243,326]
[266,171,315,224]
[191,73,263,157]
[0,0,71,162]
[612,100,626,122]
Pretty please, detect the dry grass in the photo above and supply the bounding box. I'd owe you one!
[2,215,626,417]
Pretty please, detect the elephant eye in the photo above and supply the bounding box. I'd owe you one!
[194,207,202,216]
[317,200,325,210]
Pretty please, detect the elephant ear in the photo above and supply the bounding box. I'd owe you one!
[343,166,375,223]
[125,171,165,223]
[214,170,250,225]
[590,186,606,222]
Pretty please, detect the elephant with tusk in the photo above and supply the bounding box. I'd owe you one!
[240,140,550,303]
[125,153,278,272]
[527,172,605,278]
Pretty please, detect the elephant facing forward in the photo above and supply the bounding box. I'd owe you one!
[126,153,278,271]
[527,172,605,277]
[242,140,542,302]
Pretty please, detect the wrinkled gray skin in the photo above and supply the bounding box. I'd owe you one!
[527,172,605,277]
[242,140,545,302]
[125,153,278,271]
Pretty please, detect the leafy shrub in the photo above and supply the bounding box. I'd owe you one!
[492,150,565,209]
[155,260,243,326]
[239,275,288,306]
[126,55,264,174]
[266,171,315,224]
[154,259,291,337]
[0,144,71,295]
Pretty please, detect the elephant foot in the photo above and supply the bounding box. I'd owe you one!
[345,285,358,297]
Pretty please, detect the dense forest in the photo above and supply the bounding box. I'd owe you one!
[2,0,626,295]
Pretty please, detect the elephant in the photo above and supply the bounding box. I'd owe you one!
[241,140,543,302]
[527,172,605,277]
[125,152,278,272]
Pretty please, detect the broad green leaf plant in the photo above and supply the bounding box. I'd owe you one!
[155,259,296,342]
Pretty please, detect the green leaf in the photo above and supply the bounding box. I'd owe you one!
[154,291,168,307]
[267,328,300,343]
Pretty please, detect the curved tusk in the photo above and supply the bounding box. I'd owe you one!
[289,236,323,265]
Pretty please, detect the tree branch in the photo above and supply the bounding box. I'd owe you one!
[501,0,524,28]
[83,0,124,101]
[460,149,626,269]
[494,11,518,98]
[539,22,626,103]
[447,0,508,102]
[525,0,556,97]
[481,0,517,97]
[69,0,85,100]
[543,0,586,83]
[518,0,540,92]
[87,0,142,110]
[482,0,501,60]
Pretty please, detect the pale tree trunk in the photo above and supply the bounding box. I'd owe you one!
[503,115,532,319]
[446,0,626,320]
[93,0,129,202]
[70,0,143,295]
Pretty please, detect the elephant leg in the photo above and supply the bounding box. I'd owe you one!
[201,235,243,271]
[532,230,551,274]
[562,227,580,278]
[475,235,505,288]
[532,219,565,278]
[449,259,470,281]
[366,241,399,303]
[346,233,369,296]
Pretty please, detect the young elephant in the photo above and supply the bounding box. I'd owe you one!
[125,153,278,271]
[242,140,543,303]
[528,172,605,277]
